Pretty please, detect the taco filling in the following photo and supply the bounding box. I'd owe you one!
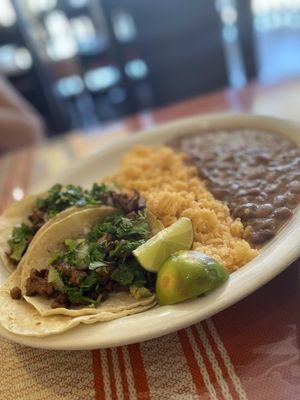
[8,183,145,264]
[22,210,154,309]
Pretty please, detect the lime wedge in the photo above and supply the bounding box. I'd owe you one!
[133,217,193,272]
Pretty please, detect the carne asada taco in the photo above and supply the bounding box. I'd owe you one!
[0,267,154,337]
[19,205,156,318]
[0,182,146,272]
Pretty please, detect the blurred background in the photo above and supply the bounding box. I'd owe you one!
[0,0,300,137]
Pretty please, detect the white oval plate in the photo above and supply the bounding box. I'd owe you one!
[0,113,300,350]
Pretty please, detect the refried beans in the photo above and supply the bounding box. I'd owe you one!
[169,129,300,246]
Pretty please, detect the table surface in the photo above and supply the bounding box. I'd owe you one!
[0,78,299,400]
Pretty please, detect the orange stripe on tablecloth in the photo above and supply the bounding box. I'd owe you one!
[0,157,9,197]
[106,348,118,400]
[128,343,150,400]
[117,347,130,400]
[92,350,106,400]
[19,146,35,193]
[0,153,21,212]
[0,147,35,211]
[177,329,205,398]
[190,325,227,400]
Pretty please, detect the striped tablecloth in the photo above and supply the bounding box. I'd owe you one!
[0,129,299,400]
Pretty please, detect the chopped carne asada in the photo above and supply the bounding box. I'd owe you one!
[25,269,53,298]
[23,210,153,308]
[28,208,45,231]
[51,293,70,309]
[99,190,146,214]
[10,286,22,300]
[8,183,146,264]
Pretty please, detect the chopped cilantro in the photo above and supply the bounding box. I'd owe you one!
[48,251,63,265]
[8,223,35,262]
[80,271,101,291]
[88,211,150,242]
[41,206,151,307]
[89,183,108,200]
[65,286,83,304]
[130,285,152,299]
[8,183,111,261]
[64,239,76,251]
[36,183,108,218]
[89,261,108,270]
[63,271,102,307]
[48,267,65,292]
[109,239,145,260]
[111,259,147,287]
[8,181,148,265]
[111,266,134,286]
[127,259,148,287]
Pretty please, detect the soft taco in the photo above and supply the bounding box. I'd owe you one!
[0,183,146,272]
[0,205,156,336]
[0,268,154,337]
[14,205,155,318]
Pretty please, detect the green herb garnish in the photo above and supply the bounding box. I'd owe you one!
[48,267,65,292]
[7,183,111,262]
[111,259,147,287]
[47,211,150,306]
[8,223,35,262]
[109,239,145,260]
[63,271,102,306]
[88,211,150,241]
[130,285,152,299]
[36,183,108,218]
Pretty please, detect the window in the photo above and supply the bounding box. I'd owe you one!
[111,9,137,42]
[125,59,148,80]
[27,0,57,14]
[45,11,78,60]
[68,0,90,8]
[84,66,120,91]
[0,45,32,74]
[56,75,84,97]
[0,0,16,27]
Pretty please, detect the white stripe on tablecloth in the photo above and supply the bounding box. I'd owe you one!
[196,324,233,400]
[100,349,112,400]
[122,347,137,400]
[205,319,248,400]
[140,332,198,400]
[186,327,218,400]
[111,348,125,400]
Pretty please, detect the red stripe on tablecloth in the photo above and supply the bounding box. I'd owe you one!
[202,321,240,400]
[92,350,106,400]
[127,343,150,400]
[19,147,35,193]
[177,329,205,398]
[106,348,118,400]
[0,152,21,212]
[0,157,7,197]
[191,325,227,400]
[0,146,34,211]
[117,347,130,400]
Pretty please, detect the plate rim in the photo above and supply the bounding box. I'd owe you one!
[1,111,300,350]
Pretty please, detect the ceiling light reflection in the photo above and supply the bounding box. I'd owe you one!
[12,187,24,201]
